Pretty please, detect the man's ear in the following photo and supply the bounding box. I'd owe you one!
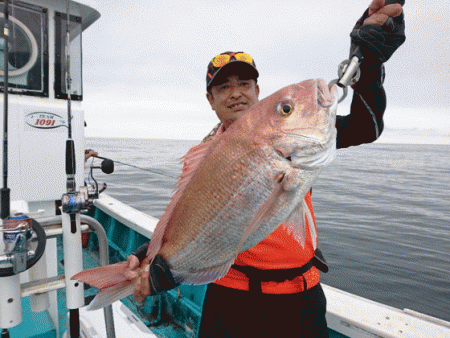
[206,92,214,109]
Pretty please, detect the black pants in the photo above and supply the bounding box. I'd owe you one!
[198,283,328,338]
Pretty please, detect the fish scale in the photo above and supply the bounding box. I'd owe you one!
[170,153,277,272]
[162,144,264,249]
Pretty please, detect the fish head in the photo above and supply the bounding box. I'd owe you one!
[249,78,338,169]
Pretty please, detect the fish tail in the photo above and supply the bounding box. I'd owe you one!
[85,280,135,311]
[73,261,140,311]
[72,261,130,290]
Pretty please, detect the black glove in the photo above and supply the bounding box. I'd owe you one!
[133,244,179,294]
[148,254,179,294]
[350,9,406,64]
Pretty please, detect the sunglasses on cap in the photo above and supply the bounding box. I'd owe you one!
[211,52,254,68]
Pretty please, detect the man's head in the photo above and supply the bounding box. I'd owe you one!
[206,52,260,129]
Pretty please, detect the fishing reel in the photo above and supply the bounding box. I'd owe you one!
[62,153,114,214]
[69,154,114,211]
[0,214,46,277]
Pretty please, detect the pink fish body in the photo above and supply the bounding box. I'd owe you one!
[74,79,338,310]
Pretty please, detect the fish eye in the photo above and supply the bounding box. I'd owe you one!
[277,101,294,116]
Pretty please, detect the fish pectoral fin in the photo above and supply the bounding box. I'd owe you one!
[303,199,317,250]
[86,280,135,311]
[282,202,306,248]
[281,199,317,249]
[280,168,304,192]
[236,183,284,253]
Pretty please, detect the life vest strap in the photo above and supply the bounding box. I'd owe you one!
[230,249,328,294]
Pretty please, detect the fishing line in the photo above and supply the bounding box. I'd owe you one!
[95,156,177,179]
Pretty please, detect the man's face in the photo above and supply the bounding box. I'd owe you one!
[206,74,260,130]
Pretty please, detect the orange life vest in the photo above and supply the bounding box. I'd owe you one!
[214,191,320,294]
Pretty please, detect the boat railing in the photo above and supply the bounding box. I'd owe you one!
[19,214,116,338]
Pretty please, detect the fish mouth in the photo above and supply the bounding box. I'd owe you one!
[292,136,336,168]
[316,79,336,108]
[275,131,336,169]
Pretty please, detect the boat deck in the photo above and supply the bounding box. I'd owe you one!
[7,203,346,337]
[8,196,449,337]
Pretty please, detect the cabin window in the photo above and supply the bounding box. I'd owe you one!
[0,1,48,97]
[54,11,82,101]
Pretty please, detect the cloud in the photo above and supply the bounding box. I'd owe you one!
[81,0,450,143]
[378,128,450,145]
[384,106,450,131]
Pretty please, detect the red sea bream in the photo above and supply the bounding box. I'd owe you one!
[74,78,338,310]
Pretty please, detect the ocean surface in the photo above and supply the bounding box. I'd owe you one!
[86,137,450,323]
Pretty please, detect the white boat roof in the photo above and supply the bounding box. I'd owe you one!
[20,0,100,32]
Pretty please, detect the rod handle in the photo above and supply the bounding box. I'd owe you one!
[1,188,10,220]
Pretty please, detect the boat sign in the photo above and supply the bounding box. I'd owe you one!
[25,112,67,131]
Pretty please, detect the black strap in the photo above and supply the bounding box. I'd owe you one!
[312,248,329,273]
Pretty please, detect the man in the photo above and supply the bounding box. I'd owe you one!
[127,1,405,337]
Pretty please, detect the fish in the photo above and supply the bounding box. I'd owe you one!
[73,78,338,311]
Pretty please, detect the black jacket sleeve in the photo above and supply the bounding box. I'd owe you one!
[336,61,386,149]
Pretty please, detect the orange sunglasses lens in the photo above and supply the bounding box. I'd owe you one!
[212,54,231,68]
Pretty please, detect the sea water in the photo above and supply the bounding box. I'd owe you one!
[86,137,450,323]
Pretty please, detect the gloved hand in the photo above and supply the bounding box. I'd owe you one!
[350,1,406,64]
[128,244,179,302]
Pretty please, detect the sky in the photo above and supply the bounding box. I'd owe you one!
[81,0,450,144]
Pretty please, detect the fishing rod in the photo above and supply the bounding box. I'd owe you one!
[60,2,84,337]
[94,155,176,179]
[329,0,405,103]
[59,3,116,337]
[1,3,11,337]
[1,0,10,221]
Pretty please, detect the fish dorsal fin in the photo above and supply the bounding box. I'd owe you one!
[147,140,217,259]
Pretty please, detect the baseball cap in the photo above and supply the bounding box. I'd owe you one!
[206,51,259,91]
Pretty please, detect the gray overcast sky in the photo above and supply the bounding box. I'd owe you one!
[81,0,450,144]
